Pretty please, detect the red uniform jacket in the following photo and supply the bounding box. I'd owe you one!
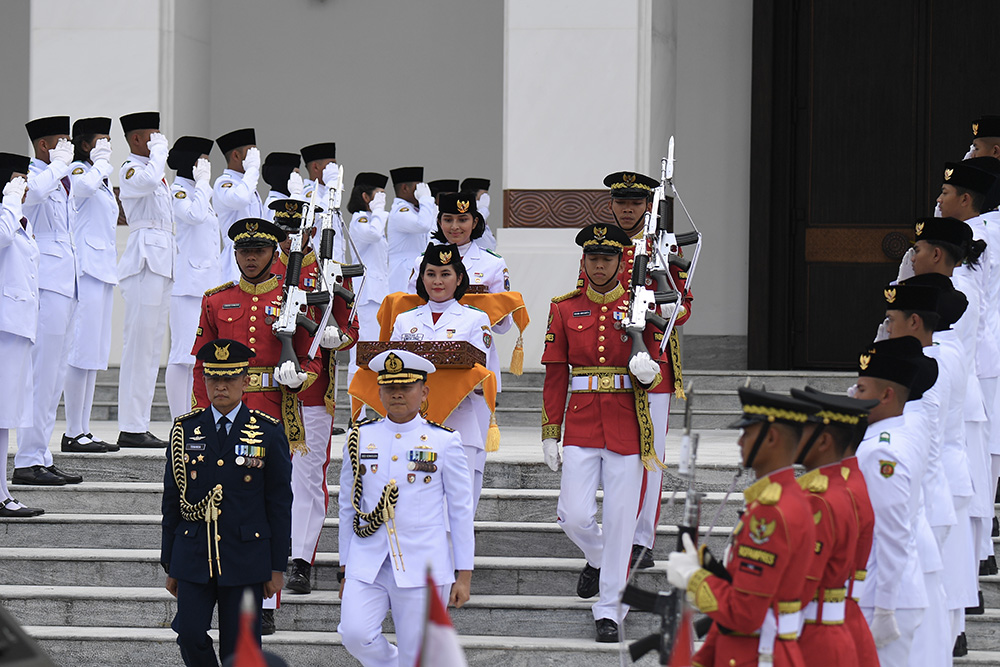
[541,282,662,454]
[271,250,359,411]
[690,468,814,667]
[796,464,860,667]
[840,455,878,667]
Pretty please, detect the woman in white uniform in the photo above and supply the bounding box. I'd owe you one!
[391,242,499,508]
[62,118,119,452]
[0,155,44,516]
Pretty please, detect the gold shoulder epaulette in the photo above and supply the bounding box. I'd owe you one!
[204,281,235,297]
[797,468,829,493]
[426,420,455,432]
[354,417,382,428]
[175,407,205,422]
[250,409,280,425]
[551,289,580,303]
[759,482,783,505]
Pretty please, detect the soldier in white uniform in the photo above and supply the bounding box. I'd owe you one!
[345,172,390,400]
[0,154,45,516]
[12,116,83,486]
[62,117,118,454]
[115,111,174,449]
[300,142,344,262]
[338,349,475,667]
[262,152,303,215]
[213,128,262,283]
[852,338,930,667]
[460,177,497,251]
[390,243,500,508]
[165,136,220,418]
[386,166,436,294]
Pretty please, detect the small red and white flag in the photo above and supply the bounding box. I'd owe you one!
[417,573,468,667]
[232,589,267,667]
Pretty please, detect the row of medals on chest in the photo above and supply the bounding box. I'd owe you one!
[360,436,437,484]
[184,418,266,481]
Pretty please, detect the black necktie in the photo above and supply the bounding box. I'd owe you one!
[217,416,230,443]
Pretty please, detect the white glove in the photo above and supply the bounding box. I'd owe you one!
[89,137,112,165]
[478,191,491,208]
[49,138,74,166]
[414,182,432,202]
[2,177,27,208]
[846,383,859,399]
[542,439,561,472]
[192,158,211,185]
[370,190,387,213]
[322,161,339,187]
[287,170,304,198]
[147,132,169,157]
[660,302,687,321]
[241,146,261,172]
[274,359,307,389]
[628,351,659,385]
[965,144,976,160]
[896,247,915,282]
[665,532,702,592]
[870,607,900,648]
[874,317,889,343]
[319,325,349,349]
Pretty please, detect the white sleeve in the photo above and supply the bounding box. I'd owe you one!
[119,155,167,198]
[350,208,388,244]
[174,181,214,226]
[337,438,356,564]
[213,176,255,210]
[864,447,914,611]
[24,162,71,205]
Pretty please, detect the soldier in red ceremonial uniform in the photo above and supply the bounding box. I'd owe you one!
[542,223,666,642]
[268,198,358,595]
[601,170,693,568]
[791,388,881,667]
[666,388,817,667]
[799,387,880,666]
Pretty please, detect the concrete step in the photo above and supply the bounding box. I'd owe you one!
[22,625,668,667]
[0,514,732,559]
[0,548,671,596]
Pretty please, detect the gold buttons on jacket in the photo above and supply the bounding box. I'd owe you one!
[250,316,256,321]
[249,337,256,344]
[254,532,260,538]
[395,433,401,438]
[217,459,224,466]
[598,346,605,352]
[601,306,608,312]
[598,335,605,342]
[392,455,398,461]
[249,327,256,333]
[577,324,583,330]
[599,356,606,363]
[598,325,605,331]
[252,296,259,302]
[251,306,258,312]
[227,317,233,322]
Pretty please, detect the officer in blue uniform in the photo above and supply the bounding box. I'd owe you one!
[161,339,292,667]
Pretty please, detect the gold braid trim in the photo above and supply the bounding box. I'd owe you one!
[347,424,399,538]
[633,383,666,472]
[170,418,224,577]
[324,351,338,416]
[669,329,685,400]
[281,387,308,455]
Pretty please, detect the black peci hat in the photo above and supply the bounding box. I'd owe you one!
[26,116,70,141]
[119,112,160,135]
[0,153,31,184]
[300,142,336,164]
[428,179,459,198]
[390,166,423,184]
[354,172,389,189]
[942,161,997,195]
[882,283,939,313]
[857,337,924,394]
[262,152,301,192]
[972,116,1000,140]
[72,117,111,138]
[901,274,967,330]
[416,243,470,301]
[168,136,214,176]
[216,128,256,155]
[460,177,490,192]
[913,216,973,249]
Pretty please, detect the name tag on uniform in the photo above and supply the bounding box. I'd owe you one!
[401,333,424,341]
[573,310,591,317]
[185,441,206,451]
[223,303,241,309]
[360,453,378,460]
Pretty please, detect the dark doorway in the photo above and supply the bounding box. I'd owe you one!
[748,0,1000,368]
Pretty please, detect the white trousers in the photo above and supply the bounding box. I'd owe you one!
[1,430,15,504]
[16,290,76,468]
[339,555,447,667]
[0,332,33,428]
[292,405,333,562]
[168,294,202,366]
[68,274,114,370]
[862,606,924,667]
[910,570,952,667]
[633,392,669,548]
[118,269,171,433]
[940,495,977,611]
[165,364,194,419]
[63,367,97,438]
[557,445,642,622]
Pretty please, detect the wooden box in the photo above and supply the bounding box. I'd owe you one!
[356,341,486,369]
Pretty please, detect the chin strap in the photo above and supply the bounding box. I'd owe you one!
[744,421,772,470]
[795,423,827,466]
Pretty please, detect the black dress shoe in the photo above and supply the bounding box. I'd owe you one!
[331,426,346,436]
[967,590,985,615]
[953,632,968,657]
[46,465,82,484]
[11,465,67,486]
[0,498,44,517]
[286,558,312,594]
[261,609,276,635]
[89,433,118,452]
[117,431,167,448]
[577,563,600,599]
[630,544,655,570]
[595,618,619,643]
[61,433,107,453]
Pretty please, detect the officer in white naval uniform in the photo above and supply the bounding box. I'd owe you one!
[345,172,390,401]
[300,142,345,262]
[391,242,500,509]
[165,136,221,418]
[262,152,303,216]
[115,111,174,449]
[0,155,46,516]
[62,117,119,453]
[852,338,930,667]
[12,116,83,486]
[338,349,474,667]
[386,166,436,294]
[460,177,497,251]
[213,128,263,283]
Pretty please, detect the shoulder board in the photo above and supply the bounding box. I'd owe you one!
[250,409,280,425]
[551,289,581,303]
[758,482,783,505]
[175,407,205,422]
[71,167,85,175]
[797,469,829,494]
[426,420,455,432]
[354,416,382,428]
[484,248,503,258]
[204,281,235,297]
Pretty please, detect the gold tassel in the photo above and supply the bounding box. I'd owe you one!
[486,412,501,452]
[510,335,524,376]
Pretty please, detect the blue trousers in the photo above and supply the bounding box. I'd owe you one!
[172,579,264,667]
